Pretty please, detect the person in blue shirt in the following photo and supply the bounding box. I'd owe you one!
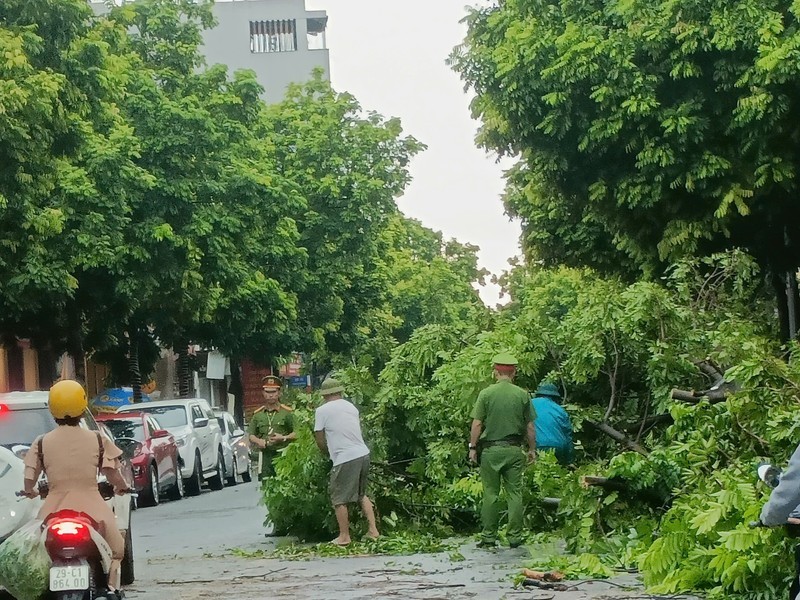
[531,382,574,465]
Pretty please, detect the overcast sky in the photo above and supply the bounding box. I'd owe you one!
[304,0,521,305]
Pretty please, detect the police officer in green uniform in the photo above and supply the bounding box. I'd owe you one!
[248,375,296,480]
[469,352,536,548]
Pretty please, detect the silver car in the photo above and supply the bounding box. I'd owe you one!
[213,409,252,485]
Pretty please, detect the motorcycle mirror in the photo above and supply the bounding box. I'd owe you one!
[757,462,782,488]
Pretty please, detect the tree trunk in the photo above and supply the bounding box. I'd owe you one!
[128,329,142,403]
[67,310,86,384]
[229,359,245,426]
[773,271,791,344]
[177,347,191,398]
[789,271,800,340]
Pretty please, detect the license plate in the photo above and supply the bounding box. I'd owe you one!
[49,564,89,591]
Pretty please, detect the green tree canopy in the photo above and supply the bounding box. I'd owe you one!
[451,0,800,333]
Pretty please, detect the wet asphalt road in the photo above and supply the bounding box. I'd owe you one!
[3,482,694,599]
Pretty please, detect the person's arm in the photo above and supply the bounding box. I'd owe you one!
[526,421,536,462]
[469,419,482,464]
[270,413,297,444]
[525,398,536,462]
[282,415,297,442]
[761,443,800,526]
[101,467,129,493]
[248,417,266,449]
[100,436,131,493]
[314,430,328,456]
[22,436,43,497]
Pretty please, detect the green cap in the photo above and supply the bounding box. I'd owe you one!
[492,352,518,366]
[535,382,561,399]
[320,377,344,396]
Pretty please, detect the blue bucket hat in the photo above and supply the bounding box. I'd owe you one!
[535,382,561,399]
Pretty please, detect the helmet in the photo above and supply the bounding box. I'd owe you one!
[49,380,88,419]
[535,382,561,399]
[492,352,518,366]
[320,377,344,397]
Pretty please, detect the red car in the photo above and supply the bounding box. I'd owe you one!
[97,412,184,507]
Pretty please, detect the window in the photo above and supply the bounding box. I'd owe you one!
[250,19,297,53]
[306,16,327,50]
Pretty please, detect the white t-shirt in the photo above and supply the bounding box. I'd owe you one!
[314,398,370,466]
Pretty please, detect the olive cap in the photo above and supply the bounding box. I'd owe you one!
[492,352,518,366]
[320,377,344,396]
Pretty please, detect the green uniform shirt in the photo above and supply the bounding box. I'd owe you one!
[471,380,534,442]
[248,405,294,475]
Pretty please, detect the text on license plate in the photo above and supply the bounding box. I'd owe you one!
[50,565,89,591]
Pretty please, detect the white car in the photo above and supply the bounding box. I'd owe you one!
[213,409,252,486]
[117,398,225,496]
[0,391,136,585]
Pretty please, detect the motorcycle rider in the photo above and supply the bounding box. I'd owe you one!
[21,380,129,600]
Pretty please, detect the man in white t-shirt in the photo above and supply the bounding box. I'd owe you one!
[314,377,380,545]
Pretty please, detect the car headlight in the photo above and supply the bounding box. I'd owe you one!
[175,437,187,447]
[13,448,28,460]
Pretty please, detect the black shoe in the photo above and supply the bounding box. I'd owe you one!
[106,590,124,600]
[509,541,523,549]
[477,540,497,549]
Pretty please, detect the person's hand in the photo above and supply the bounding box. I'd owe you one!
[468,449,478,465]
[268,434,285,445]
[17,490,37,499]
[526,450,537,465]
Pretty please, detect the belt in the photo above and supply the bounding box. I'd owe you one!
[482,437,523,448]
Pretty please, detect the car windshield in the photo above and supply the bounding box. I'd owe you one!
[103,419,145,442]
[130,406,187,428]
[0,408,56,448]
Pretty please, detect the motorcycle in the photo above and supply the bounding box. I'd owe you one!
[17,488,135,600]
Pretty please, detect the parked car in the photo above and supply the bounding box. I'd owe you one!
[117,398,224,496]
[0,391,136,585]
[97,412,183,506]
[213,409,252,486]
[0,445,40,544]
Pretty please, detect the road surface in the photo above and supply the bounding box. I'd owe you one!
[0,481,695,599]
[123,482,681,599]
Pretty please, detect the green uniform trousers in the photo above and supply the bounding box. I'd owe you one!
[479,445,525,545]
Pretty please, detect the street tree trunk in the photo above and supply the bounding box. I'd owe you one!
[128,328,142,403]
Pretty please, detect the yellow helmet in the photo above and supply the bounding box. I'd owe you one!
[49,380,88,419]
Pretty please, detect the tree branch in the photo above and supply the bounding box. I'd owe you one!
[586,420,649,456]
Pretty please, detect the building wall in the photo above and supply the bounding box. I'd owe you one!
[205,0,330,103]
[89,0,330,104]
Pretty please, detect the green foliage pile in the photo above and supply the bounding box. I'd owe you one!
[265,251,800,598]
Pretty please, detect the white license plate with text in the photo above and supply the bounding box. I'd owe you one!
[49,564,89,591]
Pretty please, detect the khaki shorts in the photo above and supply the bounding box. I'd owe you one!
[329,455,370,506]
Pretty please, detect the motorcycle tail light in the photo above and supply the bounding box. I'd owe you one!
[49,521,91,545]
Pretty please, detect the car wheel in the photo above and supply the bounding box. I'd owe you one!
[185,454,202,496]
[208,449,225,491]
[121,526,135,585]
[140,464,159,507]
[226,456,240,487]
[168,461,184,501]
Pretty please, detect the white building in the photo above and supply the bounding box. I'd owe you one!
[91,0,330,104]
